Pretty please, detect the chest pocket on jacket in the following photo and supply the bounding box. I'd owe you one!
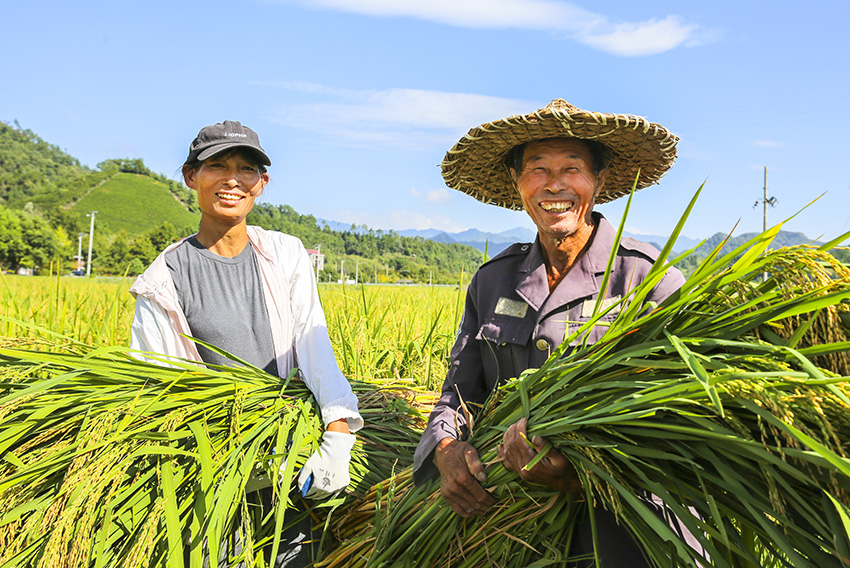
[568,310,619,346]
[477,318,534,346]
[476,318,535,386]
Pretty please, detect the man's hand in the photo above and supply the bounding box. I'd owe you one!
[499,417,581,493]
[433,438,498,517]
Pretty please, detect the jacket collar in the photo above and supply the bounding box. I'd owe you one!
[516,212,615,315]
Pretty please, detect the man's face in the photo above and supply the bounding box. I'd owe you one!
[511,138,603,242]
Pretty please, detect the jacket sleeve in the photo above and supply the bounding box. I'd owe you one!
[413,275,490,485]
[288,243,363,432]
[645,265,686,307]
[129,295,186,366]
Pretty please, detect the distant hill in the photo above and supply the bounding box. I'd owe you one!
[695,230,823,256]
[396,226,708,257]
[1,121,199,238]
[71,172,200,235]
[398,226,536,256]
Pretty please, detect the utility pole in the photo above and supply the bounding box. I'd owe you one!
[76,233,85,270]
[754,167,777,232]
[85,211,97,277]
[315,244,321,282]
[355,259,359,285]
[753,167,776,282]
[340,260,345,284]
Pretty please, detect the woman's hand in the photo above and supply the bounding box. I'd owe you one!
[498,417,581,493]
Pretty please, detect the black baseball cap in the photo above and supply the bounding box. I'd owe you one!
[186,120,271,166]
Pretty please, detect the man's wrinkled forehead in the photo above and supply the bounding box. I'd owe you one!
[521,138,594,165]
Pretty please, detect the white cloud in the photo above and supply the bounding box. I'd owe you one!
[411,187,452,204]
[751,140,784,148]
[295,0,598,29]
[265,84,535,148]
[576,16,699,57]
[278,0,705,56]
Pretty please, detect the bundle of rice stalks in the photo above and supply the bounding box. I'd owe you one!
[0,343,425,568]
[320,192,850,568]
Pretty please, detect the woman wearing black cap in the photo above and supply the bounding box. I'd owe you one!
[129,121,362,566]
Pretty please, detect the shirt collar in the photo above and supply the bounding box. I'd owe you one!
[515,212,615,312]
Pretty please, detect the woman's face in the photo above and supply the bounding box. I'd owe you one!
[184,149,269,227]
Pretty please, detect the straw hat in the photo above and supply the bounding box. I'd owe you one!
[441,99,678,209]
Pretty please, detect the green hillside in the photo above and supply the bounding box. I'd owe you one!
[0,120,484,281]
[71,173,199,235]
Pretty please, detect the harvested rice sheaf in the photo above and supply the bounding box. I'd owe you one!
[0,346,427,568]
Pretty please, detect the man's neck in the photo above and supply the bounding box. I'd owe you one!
[538,221,596,292]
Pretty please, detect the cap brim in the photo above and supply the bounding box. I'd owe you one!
[196,142,271,166]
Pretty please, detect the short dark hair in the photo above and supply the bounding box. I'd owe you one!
[504,137,609,177]
[181,147,268,178]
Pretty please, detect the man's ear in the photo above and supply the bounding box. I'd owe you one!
[593,169,608,199]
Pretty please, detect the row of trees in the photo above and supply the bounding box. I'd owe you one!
[0,200,187,276]
[247,204,484,284]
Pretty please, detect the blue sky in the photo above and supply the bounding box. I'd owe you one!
[4,1,849,243]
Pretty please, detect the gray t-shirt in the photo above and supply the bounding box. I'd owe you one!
[165,236,278,375]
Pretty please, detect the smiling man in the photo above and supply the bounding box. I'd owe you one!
[413,100,691,567]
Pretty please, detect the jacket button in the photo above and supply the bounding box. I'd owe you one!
[535,338,549,351]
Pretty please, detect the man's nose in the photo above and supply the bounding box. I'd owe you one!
[545,173,567,192]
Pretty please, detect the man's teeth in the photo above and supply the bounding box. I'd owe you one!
[540,202,573,213]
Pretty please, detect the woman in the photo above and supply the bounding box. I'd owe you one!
[129,120,362,566]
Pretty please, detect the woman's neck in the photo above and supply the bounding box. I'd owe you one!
[195,220,250,258]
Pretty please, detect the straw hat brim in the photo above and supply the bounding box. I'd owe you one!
[441,99,678,209]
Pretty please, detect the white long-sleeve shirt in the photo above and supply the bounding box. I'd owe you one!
[129,225,362,431]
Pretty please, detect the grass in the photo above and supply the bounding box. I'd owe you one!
[0,275,462,390]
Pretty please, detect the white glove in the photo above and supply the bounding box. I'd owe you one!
[297,431,355,498]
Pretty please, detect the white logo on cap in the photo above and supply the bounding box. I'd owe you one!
[224,132,247,138]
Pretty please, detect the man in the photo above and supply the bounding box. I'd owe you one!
[413,99,688,566]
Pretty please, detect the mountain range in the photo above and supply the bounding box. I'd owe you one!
[319,218,834,260]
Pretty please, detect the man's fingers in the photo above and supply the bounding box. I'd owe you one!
[464,446,487,483]
[435,440,497,516]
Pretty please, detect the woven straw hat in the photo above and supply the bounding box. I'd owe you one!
[441,99,678,209]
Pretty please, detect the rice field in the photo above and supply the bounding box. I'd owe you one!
[3,195,850,567]
[0,274,461,390]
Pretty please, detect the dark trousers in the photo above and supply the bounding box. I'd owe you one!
[202,487,316,568]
